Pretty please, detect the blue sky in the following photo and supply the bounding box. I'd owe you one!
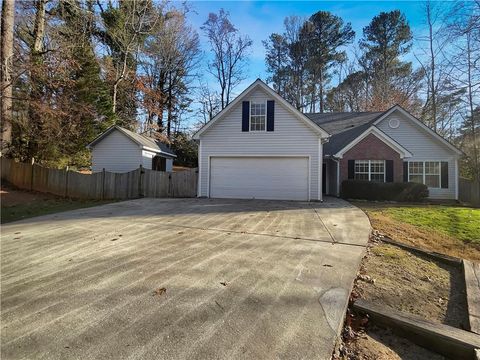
[183,1,436,92]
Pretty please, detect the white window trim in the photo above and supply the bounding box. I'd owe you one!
[354,160,386,182]
[249,100,267,132]
[407,161,441,189]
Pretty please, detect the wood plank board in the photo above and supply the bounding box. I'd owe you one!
[353,299,480,359]
[464,260,480,335]
[382,237,463,266]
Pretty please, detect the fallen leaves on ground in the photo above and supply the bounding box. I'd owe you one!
[152,287,167,297]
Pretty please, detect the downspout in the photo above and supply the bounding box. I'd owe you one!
[334,158,340,197]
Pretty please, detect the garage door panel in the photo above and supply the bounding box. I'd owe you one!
[210,157,309,201]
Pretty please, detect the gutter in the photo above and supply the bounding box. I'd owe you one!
[142,146,177,158]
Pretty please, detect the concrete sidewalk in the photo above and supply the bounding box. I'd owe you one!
[1,197,370,360]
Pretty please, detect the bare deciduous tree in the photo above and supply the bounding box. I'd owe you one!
[446,1,480,179]
[198,81,220,125]
[201,9,252,110]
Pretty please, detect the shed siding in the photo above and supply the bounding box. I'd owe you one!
[377,112,458,199]
[142,150,155,170]
[198,88,322,200]
[92,130,142,173]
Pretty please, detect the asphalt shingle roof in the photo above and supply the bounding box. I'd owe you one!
[304,111,385,155]
[89,126,176,158]
[120,127,176,157]
[305,112,383,135]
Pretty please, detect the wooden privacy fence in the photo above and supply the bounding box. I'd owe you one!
[0,157,197,200]
[459,177,480,207]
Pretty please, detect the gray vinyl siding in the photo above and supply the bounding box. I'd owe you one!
[166,159,173,172]
[91,130,142,173]
[198,88,322,200]
[377,112,458,199]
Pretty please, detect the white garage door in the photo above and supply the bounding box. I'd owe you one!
[209,157,309,201]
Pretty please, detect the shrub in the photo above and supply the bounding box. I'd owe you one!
[340,180,429,202]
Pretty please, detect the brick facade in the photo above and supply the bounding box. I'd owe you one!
[339,133,403,183]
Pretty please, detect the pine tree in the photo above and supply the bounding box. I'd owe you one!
[301,11,355,112]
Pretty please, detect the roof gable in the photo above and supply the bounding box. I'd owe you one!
[87,126,176,157]
[373,105,462,155]
[193,79,329,139]
[332,126,413,159]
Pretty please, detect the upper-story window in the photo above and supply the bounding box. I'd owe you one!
[250,102,266,131]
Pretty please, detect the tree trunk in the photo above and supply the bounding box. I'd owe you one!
[27,0,46,160]
[32,0,46,54]
[1,0,15,151]
[466,33,479,180]
[166,72,173,138]
[427,2,437,132]
[112,52,129,115]
[319,70,324,113]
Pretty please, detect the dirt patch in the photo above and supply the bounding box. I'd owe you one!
[1,184,57,207]
[334,237,469,359]
[356,203,480,261]
[172,165,194,172]
[356,241,469,328]
[1,183,113,223]
[342,325,446,360]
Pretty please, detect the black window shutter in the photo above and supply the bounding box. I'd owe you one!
[348,160,355,179]
[441,162,449,188]
[267,100,274,131]
[242,101,249,132]
[385,160,394,182]
[403,162,408,182]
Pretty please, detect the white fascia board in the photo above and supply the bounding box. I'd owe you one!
[373,105,463,155]
[142,146,177,158]
[192,79,330,139]
[86,125,117,149]
[334,126,413,159]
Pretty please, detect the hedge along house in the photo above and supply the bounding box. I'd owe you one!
[87,125,176,173]
[194,79,463,201]
[308,106,463,200]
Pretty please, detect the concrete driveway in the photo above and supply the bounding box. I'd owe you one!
[1,197,370,360]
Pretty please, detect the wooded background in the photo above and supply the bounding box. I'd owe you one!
[0,0,478,182]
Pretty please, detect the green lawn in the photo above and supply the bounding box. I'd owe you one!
[1,198,113,223]
[383,205,480,244]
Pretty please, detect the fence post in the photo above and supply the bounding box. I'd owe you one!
[65,166,69,198]
[102,168,106,200]
[138,165,144,198]
[30,158,35,191]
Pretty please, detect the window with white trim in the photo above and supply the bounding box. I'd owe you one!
[250,102,266,131]
[355,160,385,182]
[408,161,440,188]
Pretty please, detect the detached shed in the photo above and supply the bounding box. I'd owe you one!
[87,126,176,173]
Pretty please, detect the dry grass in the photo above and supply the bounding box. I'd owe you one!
[1,184,112,223]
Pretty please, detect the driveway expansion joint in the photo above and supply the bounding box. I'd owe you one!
[148,221,368,248]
